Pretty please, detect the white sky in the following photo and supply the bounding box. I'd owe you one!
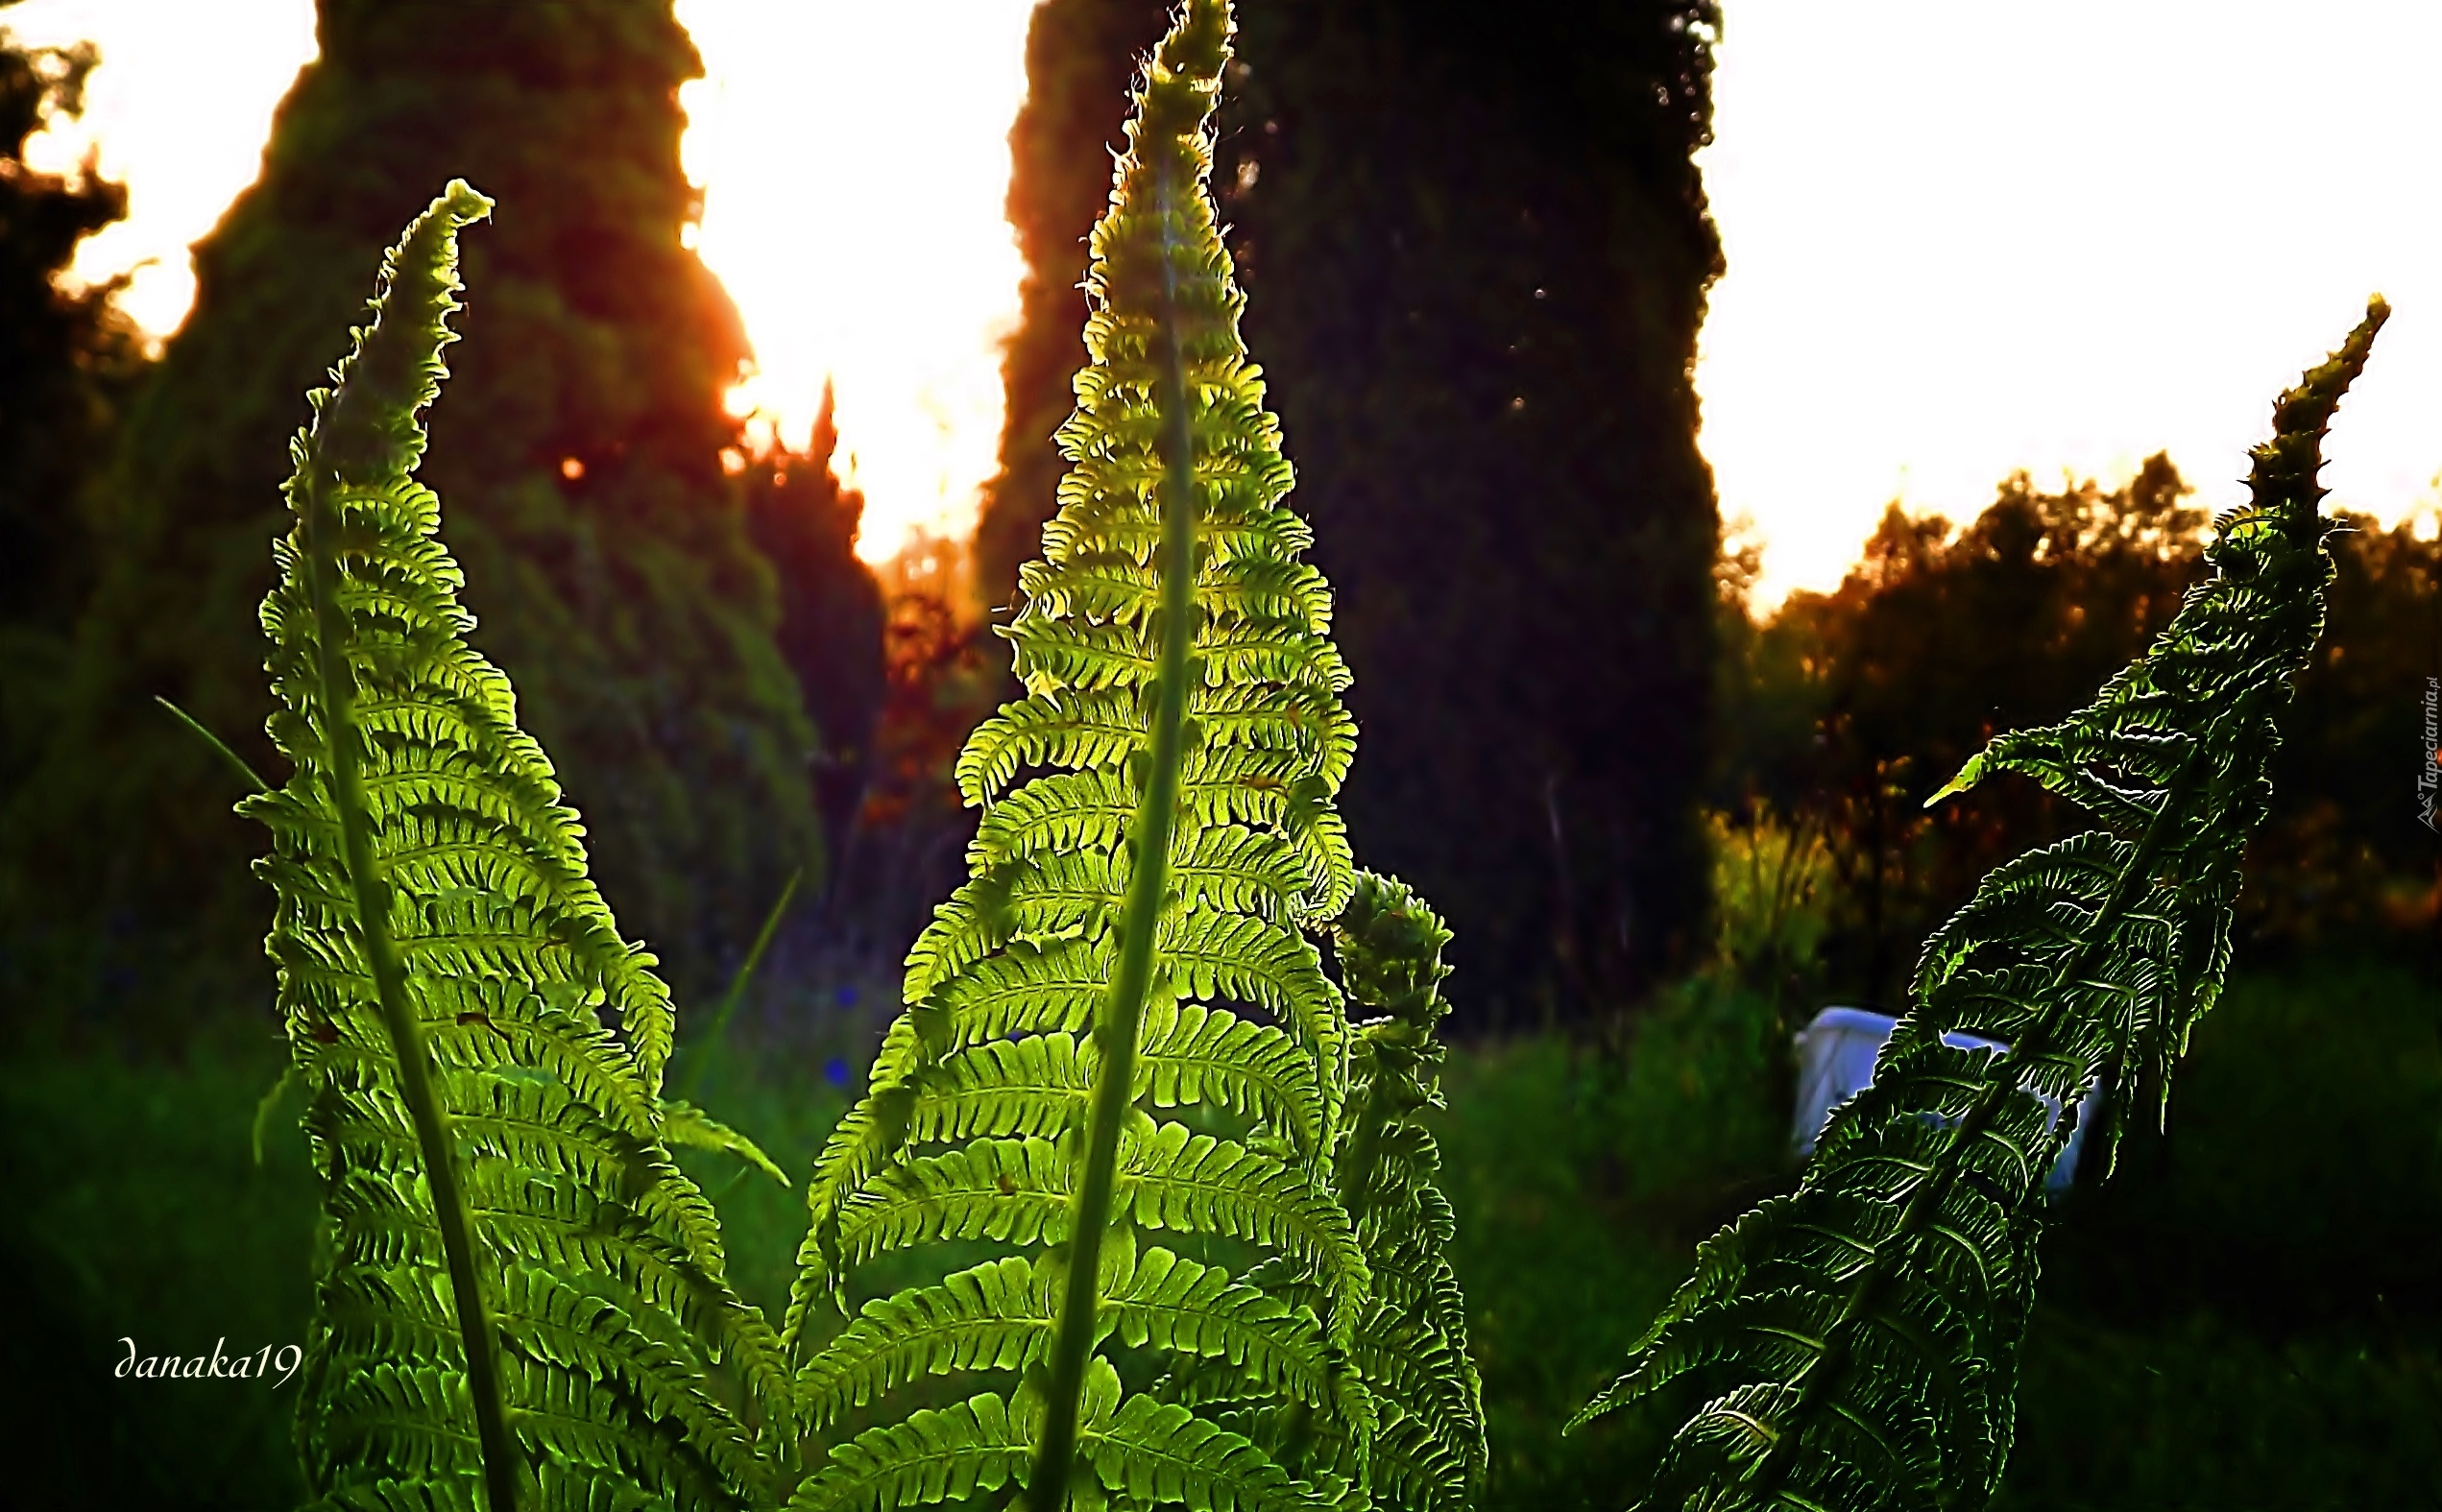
[1699,1,2442,602]
[7,0,316,334]
[9,1,2439,592]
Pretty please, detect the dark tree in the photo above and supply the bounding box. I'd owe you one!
[5,0,878,1028]
[981,0,1727,1025]
[0,18,148,780]
[2245,510,2442,945]
[1726,456,2440,1007]
[742,383,887,851]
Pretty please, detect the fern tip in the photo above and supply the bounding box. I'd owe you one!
[1923,754,1982,809]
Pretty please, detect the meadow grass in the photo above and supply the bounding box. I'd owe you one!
[4,949,2431,1508]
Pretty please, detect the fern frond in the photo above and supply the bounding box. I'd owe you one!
[834,1138,1079,1268]
[663,1098,791,1187]
[249,183,786,1510]
[1101,1246,1345,1422]
[1138,999,1327,1159]
[796,1246,1343,1443]
[1118,1119,1369,1331]
[1579,301,2389,1511]
[784,6,1446,1509]
[1160,910,1345,1075]
[1082,1390,1334,1512]
[798,1258,1053,1431]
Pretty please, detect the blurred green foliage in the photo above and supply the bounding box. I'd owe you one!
[1702,804,1834,1029]
[20,954,2424,1507]
[1438,981,1788,1511]
[2,1028,316,1508]
[985,0,1724,1025]
[1,0,881,1040]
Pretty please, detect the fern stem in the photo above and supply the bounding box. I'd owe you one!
[298,466,520,1512]
[1028,169,1200,1511]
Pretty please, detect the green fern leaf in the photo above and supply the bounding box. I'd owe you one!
[790,1389,1038,1512]
[784,6,1473,1510]
[797,1258,1054,1430]
[1576,301,2389,1511]
[663,1099,791,1188]
[248,182,786,1510]
[1082,1389,1337,1512]
[796,1245,1343,1444]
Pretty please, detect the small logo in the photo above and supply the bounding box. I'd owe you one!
[2420,675,2439,833]
[116,1337,301,1385]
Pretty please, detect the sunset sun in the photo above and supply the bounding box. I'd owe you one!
[675,1,1040,564]
[13,0,1044,569]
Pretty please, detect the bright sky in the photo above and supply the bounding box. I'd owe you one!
[1699,1,2442,604]
[6,0,316,335]
[10,2,2439,592]
[674,1,1036,561]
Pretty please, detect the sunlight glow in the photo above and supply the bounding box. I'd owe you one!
[10,0,1040,568]
[7,0,317,337]
[676,1,1039,564]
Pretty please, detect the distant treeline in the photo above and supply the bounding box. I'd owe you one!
[1721,455,2442,1013]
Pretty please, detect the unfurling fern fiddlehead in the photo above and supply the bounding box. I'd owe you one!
[1330,878,1487,1512]
[250,183,791,1510]
[779,4,1478,1511]
[1570,300,2389,1512]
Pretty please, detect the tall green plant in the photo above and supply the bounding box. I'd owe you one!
[782,5,1478,1508]
[251,181,789,1511]
[1570,301,2389,1511]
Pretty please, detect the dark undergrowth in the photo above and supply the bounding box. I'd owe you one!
[5,948,2433,1508]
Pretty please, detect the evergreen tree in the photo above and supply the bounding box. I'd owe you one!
[982,0,1726,1023]
[0,14,148,782]
[6,0,872,1029]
